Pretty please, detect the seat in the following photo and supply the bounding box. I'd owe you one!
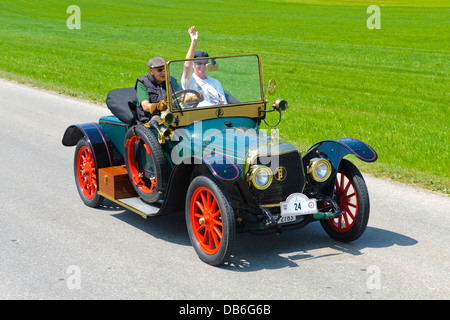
[105,88,138,125]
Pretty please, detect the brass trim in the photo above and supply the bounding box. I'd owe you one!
[166,54,266,126]
[98,192,148,219]
[249,165,273,190]
[243,144,300,178]
[170,102,264,127]
[308,158,332,182]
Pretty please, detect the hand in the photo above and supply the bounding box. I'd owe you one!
[157,100,167,111]
[188,26,198,42]
[184,92,204,104]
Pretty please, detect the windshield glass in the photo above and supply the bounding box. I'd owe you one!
[168,54,262,111]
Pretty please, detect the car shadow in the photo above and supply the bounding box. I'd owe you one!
[98,199,190,247]
[222,224,418,271]
[98,199,418,271]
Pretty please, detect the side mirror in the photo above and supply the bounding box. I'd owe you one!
[272,98,288,113]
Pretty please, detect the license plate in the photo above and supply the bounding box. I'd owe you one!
[278,215,296,224]
[280,193,318,217]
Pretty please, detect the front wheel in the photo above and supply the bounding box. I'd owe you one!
[320,159,370,242]
[185,175,235,266]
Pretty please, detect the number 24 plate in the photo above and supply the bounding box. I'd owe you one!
[280,193,318,219]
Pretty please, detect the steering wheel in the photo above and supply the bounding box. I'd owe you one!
[172,89,203,109]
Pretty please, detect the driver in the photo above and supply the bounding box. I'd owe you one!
[181,26,227,107]
[135,57,181,123]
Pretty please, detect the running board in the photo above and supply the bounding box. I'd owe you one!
[98,191,162,218]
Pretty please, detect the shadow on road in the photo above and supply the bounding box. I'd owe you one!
[222,224,418,271]
[99,199,189,246]
[98,199,417,271]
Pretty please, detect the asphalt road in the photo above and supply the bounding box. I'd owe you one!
[0,78,449,300]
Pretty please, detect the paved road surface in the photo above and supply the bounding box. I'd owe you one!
[0,78,449,300]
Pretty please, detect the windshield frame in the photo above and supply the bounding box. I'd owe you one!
[165,53,266,127]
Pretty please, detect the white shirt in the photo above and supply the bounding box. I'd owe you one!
[181,73,227,107]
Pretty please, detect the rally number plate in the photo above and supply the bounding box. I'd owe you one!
[280,193,318,218]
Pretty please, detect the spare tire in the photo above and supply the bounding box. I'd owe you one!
[124,125,168,203]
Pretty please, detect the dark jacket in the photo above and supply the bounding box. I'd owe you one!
[135,73,178,123]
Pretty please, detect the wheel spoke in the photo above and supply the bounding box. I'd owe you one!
[340,173,345,193]
[195,223,205,232]
[342,211,350,228]
[342,203,356,218]
[337,215,343,229]
[206,191,212,210]
[211,227,221,248]
[195,200,207,215]
[346,202,357,209]
[200,192,207,209]
[213,217,223,227]
[344,192,356,199]
[342,179,351,196]
[194,212,203,219]
[212,225,223,240]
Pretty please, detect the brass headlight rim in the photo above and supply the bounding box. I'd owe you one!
[161,110,175,126]
[250,165,273,190]
[308,158,332,182]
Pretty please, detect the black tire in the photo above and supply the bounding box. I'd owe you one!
[185,175,235,266]
[320,159,370,242]
[124,125,168,203]
[74,138,104,208]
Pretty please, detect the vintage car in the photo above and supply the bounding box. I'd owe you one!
[62,54,377,266]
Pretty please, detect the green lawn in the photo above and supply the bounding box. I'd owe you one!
[1,0,448,193]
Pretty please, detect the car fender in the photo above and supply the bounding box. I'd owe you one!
[302,138,377,196]
[62,123,113,169]
[303,137,377,171]
[172,154,240,182]
[197,154,241,182]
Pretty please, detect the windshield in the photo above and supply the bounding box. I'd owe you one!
[167,54,263,111]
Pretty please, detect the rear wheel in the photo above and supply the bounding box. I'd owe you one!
[320,159,370,242]
[74,138,104,208]
[186,175,235,266]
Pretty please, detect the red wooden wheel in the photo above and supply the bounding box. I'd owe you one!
[190,186,224,255]
[76,145,98,200]
[186,175,235,265]
[320,159,370,243]
[325,170,358,233]
[74,138,103,208]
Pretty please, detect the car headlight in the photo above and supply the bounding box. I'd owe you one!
[249,165,273,190]
[308,158,332,182]
[161,111,175,126]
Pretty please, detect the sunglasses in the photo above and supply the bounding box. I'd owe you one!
[152,67,165,73]
[195,62,208,66]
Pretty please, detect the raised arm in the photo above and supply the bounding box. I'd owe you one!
[183,26,198,81]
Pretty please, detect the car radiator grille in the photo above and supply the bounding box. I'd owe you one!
[258,151,305,206]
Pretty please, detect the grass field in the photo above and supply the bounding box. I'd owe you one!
[0,0,448,193]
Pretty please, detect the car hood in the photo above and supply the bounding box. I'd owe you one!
[197,118,299,177]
